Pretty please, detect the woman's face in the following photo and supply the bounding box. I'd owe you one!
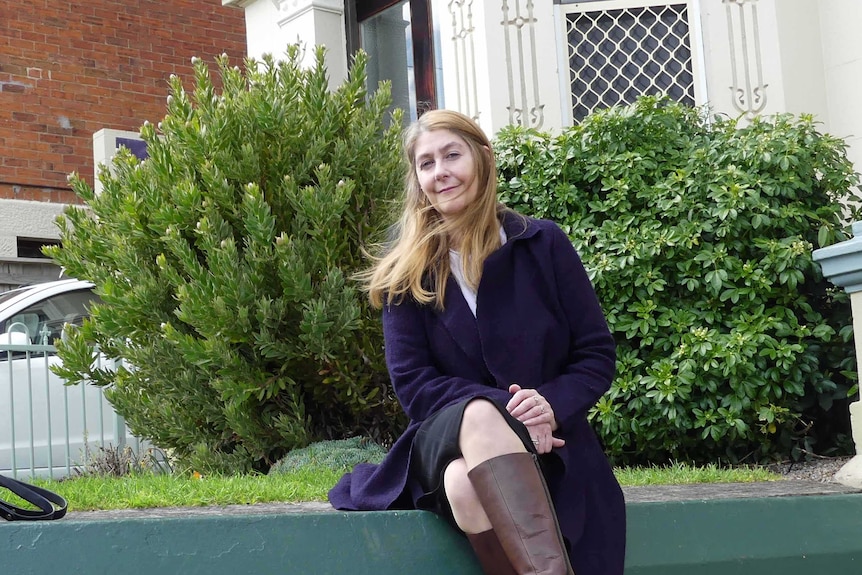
[413,129,480,221]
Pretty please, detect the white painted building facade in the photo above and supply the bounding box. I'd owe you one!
[224,0,862,169]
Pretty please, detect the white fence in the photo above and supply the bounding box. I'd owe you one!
[0,342,144,479]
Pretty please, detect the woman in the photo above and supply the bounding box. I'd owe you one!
[329,110,626,574]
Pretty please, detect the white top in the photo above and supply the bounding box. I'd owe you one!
[449,226,508,317]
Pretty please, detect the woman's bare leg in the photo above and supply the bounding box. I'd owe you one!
[445,399,573,574]
[443,399,526,533]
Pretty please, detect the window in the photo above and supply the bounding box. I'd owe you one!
[16,238,60,259]
[356,0,444,121]
[1,288,99,346]
[116,137,148,161]
[561,2,698,122]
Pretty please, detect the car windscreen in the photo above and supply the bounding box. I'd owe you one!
[1,288,100,345]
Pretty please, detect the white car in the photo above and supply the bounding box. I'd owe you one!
[0,279,141,478]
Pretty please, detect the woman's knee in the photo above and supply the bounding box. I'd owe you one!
[461,399,506,434]
[443,458,490,533]
[459,399,526,460]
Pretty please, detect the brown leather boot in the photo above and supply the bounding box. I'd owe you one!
[467,452,575,575]
[467,530,518,575]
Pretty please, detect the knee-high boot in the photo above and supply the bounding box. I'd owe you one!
[467,530,518,575]
[467,452,575,575]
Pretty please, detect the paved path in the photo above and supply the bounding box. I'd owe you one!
[622,479,859,503]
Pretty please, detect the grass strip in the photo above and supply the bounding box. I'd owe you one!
[614,462,778,486]
[19,463,781,512]
[28,467,341,512]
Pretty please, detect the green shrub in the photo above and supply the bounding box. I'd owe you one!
[269,437,386,475]
[496,96,861,464]
[47,46,406,473]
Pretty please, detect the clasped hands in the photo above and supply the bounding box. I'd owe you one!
[506,383,564,454]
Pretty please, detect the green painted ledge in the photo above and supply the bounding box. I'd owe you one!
[2,493,862,574]
[626,494,862,574]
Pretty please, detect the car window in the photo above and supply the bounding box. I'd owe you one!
[0,287,29,306]
[0,288,100,345]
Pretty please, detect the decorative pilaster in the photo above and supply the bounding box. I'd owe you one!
[92,128,145,195]
[500,0,543,129]
[724,0,768,119]
[447,0,480,122]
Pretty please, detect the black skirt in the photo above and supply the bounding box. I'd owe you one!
[409,395,563,530]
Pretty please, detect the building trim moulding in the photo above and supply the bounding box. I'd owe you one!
[222,0,257,8]
[223,0,344,24]
[272,0,344,27]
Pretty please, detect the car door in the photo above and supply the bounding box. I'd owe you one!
[0,284,127,478]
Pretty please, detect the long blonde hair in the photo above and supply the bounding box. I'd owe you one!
[363,110,505,310]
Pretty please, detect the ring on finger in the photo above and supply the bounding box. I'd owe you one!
[531,438,539,445]
[534,396,540,406]
[541,405,546,414]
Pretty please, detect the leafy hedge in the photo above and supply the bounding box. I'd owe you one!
[47,47,406,473]
[496,97,861,464]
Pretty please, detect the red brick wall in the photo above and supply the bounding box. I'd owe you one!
[0,0,247,204]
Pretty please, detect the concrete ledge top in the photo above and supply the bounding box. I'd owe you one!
[59,479,862,522]
[622,479,861,503]
[65,501,335,522]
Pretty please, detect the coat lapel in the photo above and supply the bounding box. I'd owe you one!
[435,275,486,373]
[432,212,540,383]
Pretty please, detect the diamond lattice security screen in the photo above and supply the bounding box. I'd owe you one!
[563,2,697,122]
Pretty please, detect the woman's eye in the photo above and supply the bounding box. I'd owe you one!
[419,160,433,170]
[446,152,460,160]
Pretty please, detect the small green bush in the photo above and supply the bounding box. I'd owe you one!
[47,46,406,473]
[496,96,861,464]
[269,437,386,475]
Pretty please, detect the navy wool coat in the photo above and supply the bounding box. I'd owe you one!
[329,212,626,574]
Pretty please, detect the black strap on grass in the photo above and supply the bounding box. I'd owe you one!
[0,474,67,521]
